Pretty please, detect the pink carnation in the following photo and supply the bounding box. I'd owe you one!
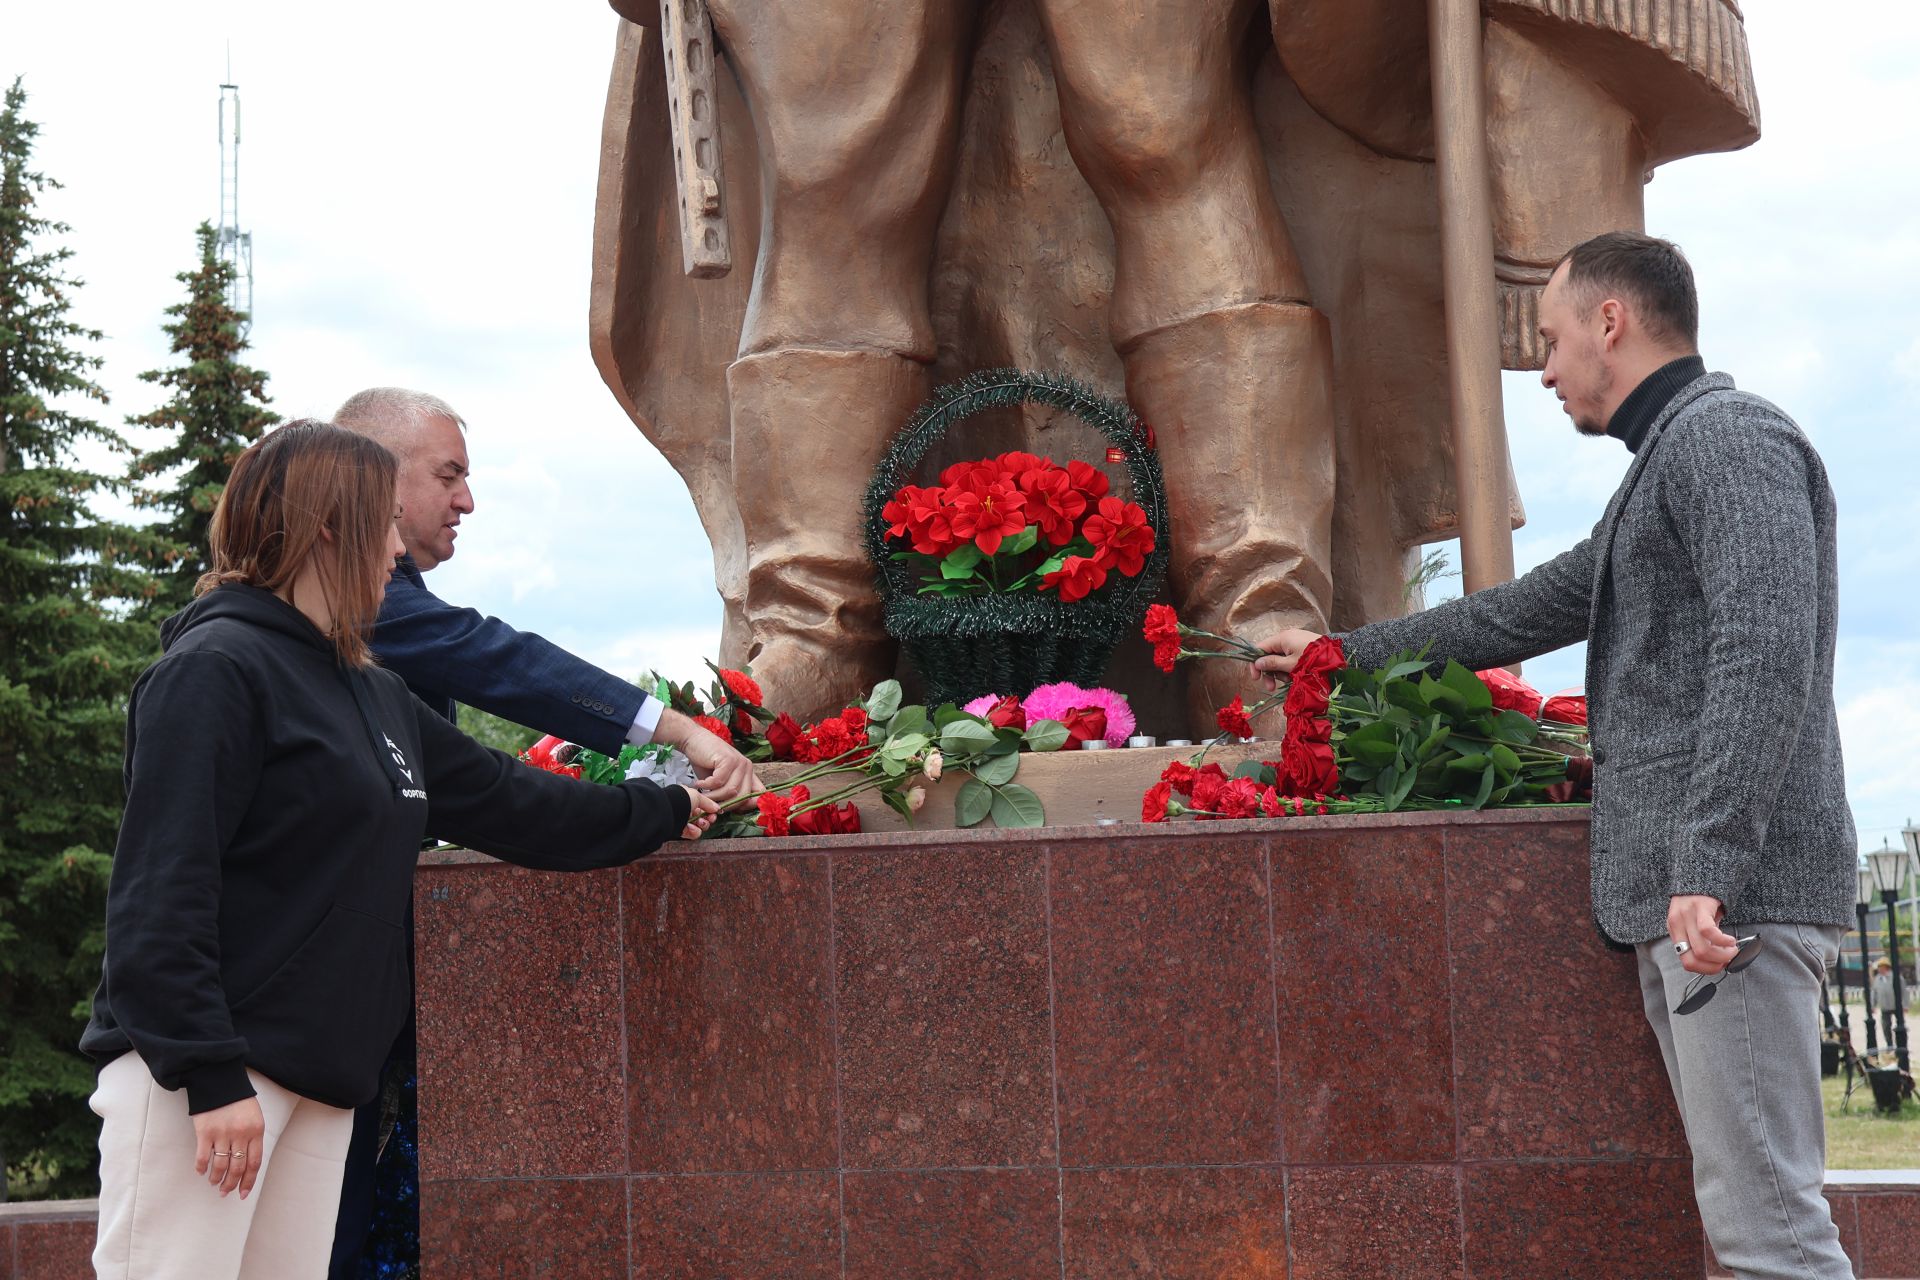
[1022,682,1135,748]
[963,694,1013,718]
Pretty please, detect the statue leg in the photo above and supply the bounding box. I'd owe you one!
[708,0,974,719]
[1037,0,1336,733]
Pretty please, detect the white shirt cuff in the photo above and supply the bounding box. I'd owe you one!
[626,696,665,747]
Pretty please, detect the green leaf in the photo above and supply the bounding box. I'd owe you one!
[883,732,931,759]
[989,783,1046,829]
[1421,675,1469,718]
[1440,661,1494,713]
[971,751,1020,786]
[1345,721,1400,767]
[943,543,983,574]
[1377,763,1402,807]
[1022,718,1070,752]
[1470,763,1497,809]
[940,719,1000,756]
[1033,553,1069,578]
[1231,760,1278,786]
[865,680,904,722]
[932,702,967,729]
[883,788,915,819]
[1390,764,1420,808]
[889,705,929,738]
[1445,752,1491,773]
[1489,709,1540,745]
[1383,658,1432,682]
[1383,681,1431,716]
[1489,744,1522,778]
[879,753,908,777]
[998,525,1039,557]
[954,777,993,827]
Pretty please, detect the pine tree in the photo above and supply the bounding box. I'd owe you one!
[0,78,164,1201]
[127,222,276,616]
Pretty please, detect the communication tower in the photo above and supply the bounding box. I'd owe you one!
[216,75,254,335]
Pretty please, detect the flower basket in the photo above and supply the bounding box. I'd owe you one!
[863,369,1169,706]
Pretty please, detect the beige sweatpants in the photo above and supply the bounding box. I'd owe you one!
[90,1050,355,1280]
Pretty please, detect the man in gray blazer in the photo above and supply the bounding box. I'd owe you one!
[1255,232,1856,1279]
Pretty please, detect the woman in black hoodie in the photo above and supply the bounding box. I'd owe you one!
[80,422,717,1279]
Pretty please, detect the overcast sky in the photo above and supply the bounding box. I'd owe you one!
[8,2,1917,855]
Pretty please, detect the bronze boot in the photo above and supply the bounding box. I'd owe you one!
[726,347,926,721]
[1120,300,1337,737]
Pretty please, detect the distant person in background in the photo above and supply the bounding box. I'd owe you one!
[1872,958,1898,1047]
[82,422,712,1280]
[329,387,760,1279]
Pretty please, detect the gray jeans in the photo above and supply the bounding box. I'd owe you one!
[1638,922,1854,1280]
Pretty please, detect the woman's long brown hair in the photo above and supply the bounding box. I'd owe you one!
[196,420,398,668]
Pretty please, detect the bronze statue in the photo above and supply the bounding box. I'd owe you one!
[591,0,1758,727]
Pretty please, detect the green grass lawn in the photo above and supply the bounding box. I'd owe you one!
[1824,1068,1920,1170]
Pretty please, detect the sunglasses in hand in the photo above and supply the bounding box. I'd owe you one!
[1674,932,1764,1016]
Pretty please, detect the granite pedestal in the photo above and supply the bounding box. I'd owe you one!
[413,809,1702,1279]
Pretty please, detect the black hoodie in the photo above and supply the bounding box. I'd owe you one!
[79,584,691,1113]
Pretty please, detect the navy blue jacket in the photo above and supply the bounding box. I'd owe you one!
[371,557,655,755]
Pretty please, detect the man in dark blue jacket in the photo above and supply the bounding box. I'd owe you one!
[329,386,757,1278]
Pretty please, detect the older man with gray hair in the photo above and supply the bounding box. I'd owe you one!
[328,386,756,1278]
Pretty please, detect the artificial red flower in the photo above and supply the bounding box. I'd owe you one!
[1142,781,1174,823]
[1160,760,1197,795]
[1040,554,1109,602]
[947,481,1029,556]
[1216,696,1254,740]
[1476,667,1544,719]
[522,735,567,770]
[766,712,803,761]
[883,484,960,558]
[1065,458,1110,501]
[1021,466,1089,546]
[1059,705,1109,749]
[792,800,863,836]
[985,695,1027,731]
[756,785,804,837]
[940,459,1005,492]
[1542,693,1588,726]
[1143,604,1180,648]
[693,713,734,745]
[720,668,763,708]
[995,450,1049,483]
[1081,496,1155,577]
[1152,639,1181,674]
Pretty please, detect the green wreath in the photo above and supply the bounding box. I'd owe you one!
[862,368,1170,705]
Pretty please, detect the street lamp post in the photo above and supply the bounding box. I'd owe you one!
[1869,828,1920,1078]
[1856,866,1881,1058]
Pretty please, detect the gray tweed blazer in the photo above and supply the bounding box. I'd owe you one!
[1343,372,1856,945]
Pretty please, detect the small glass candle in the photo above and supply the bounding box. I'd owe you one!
[1165,738,1194,748]
[1127,735,1158,748]
[1081,739,1111,751]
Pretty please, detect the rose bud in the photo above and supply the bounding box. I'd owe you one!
[906,786,927,813]
[923,750,943,782]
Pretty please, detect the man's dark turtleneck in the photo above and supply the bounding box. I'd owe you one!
[1606,354,1706,453]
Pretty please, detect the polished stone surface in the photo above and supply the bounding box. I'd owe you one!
[1051,836,1279,1167]
[1858,1191,1920,1278]
[415,811,1727,1276]
[414,863,627,1179]
[10,1219,95,1280]
[419,1177,628,1279]
[842,1169,1061,1279]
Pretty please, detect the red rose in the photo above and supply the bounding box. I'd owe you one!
[692,713,734,745]
[1283,636,1346,720]
[1141,781,1173,823]
[947,481,1029,557]
[985,695,1027,731]
[1021,466,1089,547]
[1065,458,1110,501]
[1276,737,1337,799]
[756,785,806,837]
[1544,754,1595,804]
[1040,554,1110,602]
[1542,693,1588,727]
[1160,760,1197,795]
[1476,667,1544,719]
[1081,496,1156,577]
[792,800,863,836]
[1152,639,1181,674]
[766,712,803,761]
[1142,604,1180,648]
[1060,705,1109,749]
[721,668,764,708]
[1216,696,1254,740]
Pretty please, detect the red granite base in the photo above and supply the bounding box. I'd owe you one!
[412,811,1710,1278]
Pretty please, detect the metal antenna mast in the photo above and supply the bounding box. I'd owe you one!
[216,54,254,335]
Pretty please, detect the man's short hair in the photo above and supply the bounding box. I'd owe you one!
[332,387,466,456]
[1557,231,1699,350]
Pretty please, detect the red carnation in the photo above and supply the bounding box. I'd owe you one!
[1190,763,1229,813]
[792,800,862,836]
[721,668,763,708]
[1217,777,1265,819]
[1542,693,1588,726]
[985,695,1027,731]
[840,706,868,733]
[1216,696,1254,740]
[1065,458,1110,501]
[1021,466,1089,547]
[755,785,805,837]
[1040,554,1109,602]
[1152,639,1181,674]
[1143,604,1180,648]
[1060,705,1109,749]
[1160,760,1197,795]
[693,713,734,745]
[1476,667,1544,719]
[766,712,803,761]
[1081,496,1155,577]
[1142,781,1174,823]
[1260,786,1284,818]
